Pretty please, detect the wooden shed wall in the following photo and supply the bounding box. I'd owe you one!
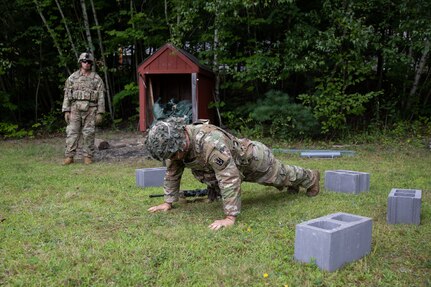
[137,44,216,131]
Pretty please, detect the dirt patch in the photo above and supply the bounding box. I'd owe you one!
[59,131,153,163]
[94,144,150,162]
[93,136,152,162]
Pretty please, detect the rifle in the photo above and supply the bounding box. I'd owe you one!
[149,188,209,198]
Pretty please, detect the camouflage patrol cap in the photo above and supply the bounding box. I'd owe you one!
[78,52,94,63]
[145,117,188,161]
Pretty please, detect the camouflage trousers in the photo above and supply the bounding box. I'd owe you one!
[242,141,314,190]
[191,141,314,194]
[65,104,97,158]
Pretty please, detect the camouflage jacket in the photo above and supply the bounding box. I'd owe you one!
[164,123,255,216]
[62,70,105,113]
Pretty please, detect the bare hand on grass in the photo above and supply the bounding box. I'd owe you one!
[148,203,172,213]
[208,216,236,231]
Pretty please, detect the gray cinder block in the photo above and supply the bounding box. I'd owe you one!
[387,188,422,225]
[136,167,167,187]
[294,212,372,272]
[325,170,370,194]
[300,151,341,158]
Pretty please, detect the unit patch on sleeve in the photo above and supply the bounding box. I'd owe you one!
[209,152,230,171]
[215,157,224,166]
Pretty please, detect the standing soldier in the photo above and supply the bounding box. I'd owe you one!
[145,117,320,231]
[62,52,105,165]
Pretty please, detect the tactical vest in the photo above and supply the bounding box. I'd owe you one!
[67,71,100,102]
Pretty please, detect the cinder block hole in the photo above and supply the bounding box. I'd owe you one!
[309,221,341,230]
[395,189,415,194]
[331,214,360,222]
[394,192,415,197]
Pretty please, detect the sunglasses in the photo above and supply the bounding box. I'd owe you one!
[81,60,93,64]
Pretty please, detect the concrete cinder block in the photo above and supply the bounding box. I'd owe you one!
[300,151,341,158]
[294,212,372,272]
[387,188,422,225]
[136,167,167,188]
[325,170,370,194]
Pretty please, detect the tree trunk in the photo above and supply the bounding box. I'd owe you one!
[80,0,94,54]
[55,0,78,60]
[164,0,170,37]
[89,0,114,120]
[213,20,222,126]
[34,0,71,75]
[408,39,430,119]
[35,40,42,122]
[130,0,138,83]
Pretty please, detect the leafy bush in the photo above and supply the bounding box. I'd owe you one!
[246,90,320,140]
[1,109,66,139]
[113,82,139,107]
[221,110,263,139]
[31,108,65,135]
[0,91,18,122]
[0,122,33,139]
[339,118,431,148]
[299,77,381,136]
[111,82,140,128]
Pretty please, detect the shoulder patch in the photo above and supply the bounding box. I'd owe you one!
[214,157,225,166]
[209,152,230,171]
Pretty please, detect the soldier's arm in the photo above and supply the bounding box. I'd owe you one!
[163,159,185,204]
[208,148,242,217]
[62,79,72,112]
[148,159,184,213]
[206,149,240,230]
[96,77,105,114]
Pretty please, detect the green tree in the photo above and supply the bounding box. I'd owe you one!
[1,0,430,139]
[297,0,382,134]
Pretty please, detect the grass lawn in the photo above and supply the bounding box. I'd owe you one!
[0,133,430,286]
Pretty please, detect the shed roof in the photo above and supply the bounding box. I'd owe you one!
[138,43,214,77]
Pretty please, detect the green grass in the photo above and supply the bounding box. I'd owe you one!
[0,136,430,286]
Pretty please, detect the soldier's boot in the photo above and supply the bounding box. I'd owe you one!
[63,157,74,165]
[84,156,93,165]
[287,185,300,194]
[306,170,320,197]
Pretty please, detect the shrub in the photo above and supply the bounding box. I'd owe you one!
[247,90,320,140]
[0,122,33,139]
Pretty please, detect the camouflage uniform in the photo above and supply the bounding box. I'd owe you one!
[163,122,316,217]
[62,70,105,158]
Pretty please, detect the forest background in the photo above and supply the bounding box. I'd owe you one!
[1,0,431,142]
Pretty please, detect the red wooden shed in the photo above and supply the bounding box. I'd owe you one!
[137,43,216,132]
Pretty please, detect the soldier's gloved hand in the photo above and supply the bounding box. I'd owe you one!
[148,202,172,213]
[64,112,70,124]
[95,114,103,126]
[208,216,236,231]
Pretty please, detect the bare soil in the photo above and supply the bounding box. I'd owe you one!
[47,130,153,163]
[93,136,151,162]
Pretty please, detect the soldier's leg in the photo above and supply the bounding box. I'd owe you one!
[245,141,319,194]
[81,107,97,159]
[65,109,82,158]
[243,141,287,189]
[273,160,320,196]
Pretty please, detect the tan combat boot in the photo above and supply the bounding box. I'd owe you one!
[63,157,74,165]
[84,156,93,165]
[306,170,320,197]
